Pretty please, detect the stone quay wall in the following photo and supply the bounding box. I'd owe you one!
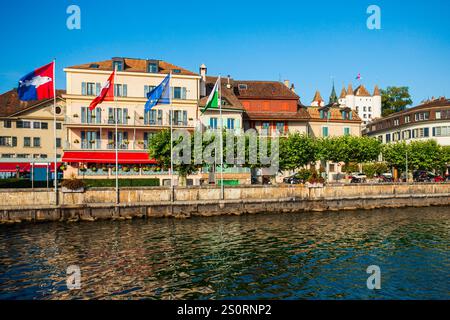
[0,183,449,223]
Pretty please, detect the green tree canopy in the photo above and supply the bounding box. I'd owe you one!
[381,86,413,117]
[279,133,317,171]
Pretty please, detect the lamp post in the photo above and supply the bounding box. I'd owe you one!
[405,149,409,183]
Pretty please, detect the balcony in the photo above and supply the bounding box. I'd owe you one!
[65,115,193,128]
[65,140,148,151]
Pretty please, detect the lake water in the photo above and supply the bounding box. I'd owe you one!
[0,206,449,300]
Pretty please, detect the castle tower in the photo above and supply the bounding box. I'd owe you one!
[329,83,338,105]
[338,86,347,105]
[311,91,325,107]
[345,83,355,110]
[372,85,382,119]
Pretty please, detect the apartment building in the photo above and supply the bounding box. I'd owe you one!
[365,97,450,146]
[62,57,201,183]
[0,89,65,178]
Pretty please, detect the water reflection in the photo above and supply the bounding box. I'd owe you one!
[0,206,449,300]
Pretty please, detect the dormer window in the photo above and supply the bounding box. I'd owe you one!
[147,61,158,73]
[172,69,181,74]
[89,64,100,69]
[238,84,248,90]
[112,59,124,71]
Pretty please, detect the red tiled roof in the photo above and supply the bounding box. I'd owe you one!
[67,58,198,76]
[233,80,299,100]
[244,109,310,121]
[307,106,362,122]
[0,89,65,117]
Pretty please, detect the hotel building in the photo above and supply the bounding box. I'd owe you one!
[364,97,450,146]
[62,57,201,184]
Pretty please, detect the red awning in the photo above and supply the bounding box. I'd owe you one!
[0,162,61,173]
[62,151,157,164]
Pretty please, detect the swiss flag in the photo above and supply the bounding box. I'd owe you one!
[89,71,115,111]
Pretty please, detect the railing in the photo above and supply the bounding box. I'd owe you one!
[65,116,193,127]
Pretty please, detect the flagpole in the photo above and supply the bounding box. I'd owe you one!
[114,66,119,204]
[169,71,174,202]
[219,76,224,200]
[53,59,58,205]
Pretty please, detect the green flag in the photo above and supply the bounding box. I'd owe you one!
[202,78,220,114]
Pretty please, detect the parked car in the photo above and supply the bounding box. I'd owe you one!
[413,171,445,183]
[378,173,393,183]
[351,172,367,184]
[283,173,303,185]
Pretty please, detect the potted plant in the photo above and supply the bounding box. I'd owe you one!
[61,175,86,193]
[60,164,67,171]
[74,139,80,144]
[133,166,140,173]
[124,140,130,145]
[122,166,130,172]
[79,165,87,173]
[91,166,98,172]
[73,114,79,118]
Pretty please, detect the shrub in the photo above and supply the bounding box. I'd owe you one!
[61,177,85,190]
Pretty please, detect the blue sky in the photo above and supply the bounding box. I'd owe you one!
[0,0,449,105]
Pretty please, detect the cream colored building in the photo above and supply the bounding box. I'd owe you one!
[0,89,65,177]
[62,57,201,184]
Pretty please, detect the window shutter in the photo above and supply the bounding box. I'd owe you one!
[183,111,188,125]
[108,131,113,142]
[432,127,436,136]
[424,127,429,137]
[123,84,128,97]
[123,108,128,124]
[236,119,240,129]
[81,82,87,96]
[158,110,163,124]
[144,110,149,125]
[12,137,17,147]
[96,108,102,124]
[182,87,187,100]
[81,131,86,142]
[81,107,86,123]
[144,85,149,97]
[96,83,101,95]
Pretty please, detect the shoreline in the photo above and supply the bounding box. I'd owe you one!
[1,183,450,224]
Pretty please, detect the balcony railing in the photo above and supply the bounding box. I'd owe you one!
[65,116,192,127]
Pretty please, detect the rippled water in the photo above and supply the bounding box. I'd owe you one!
[0,207,449,300]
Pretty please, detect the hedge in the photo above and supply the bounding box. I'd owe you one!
[0,179,52,189]
[83,179,160,188]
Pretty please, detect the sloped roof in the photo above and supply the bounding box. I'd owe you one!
[200,76,244,111]
[373,85,380,96]
[67,58,198,76]
[312,90,324,103]
[354,85,371,97]
[244,108,310,121]
[0,89,65,117]
[340,87,347,99]
[307,106,362,122]
[232,80,299,100]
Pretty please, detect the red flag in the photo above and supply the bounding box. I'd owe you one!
[89,71,115,111]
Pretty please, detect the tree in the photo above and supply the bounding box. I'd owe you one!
[279,133,317,171]
[320,136,382,165]
[381,86,413,117]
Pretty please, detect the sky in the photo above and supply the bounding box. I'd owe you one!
[0,0,449,105]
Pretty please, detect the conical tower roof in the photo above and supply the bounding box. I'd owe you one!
[347,83,353,95]
[329,84,338,104]
[340,87,347,99]
[373,85,380,96]
[312,90,324,103]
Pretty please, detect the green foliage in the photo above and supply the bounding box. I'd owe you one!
[363,162,388,178]
[61,177,85,190]
[342,162,359,174]
[381,86,413,117]
[383,140,446,172]
[0,179,50,189]
[279,133,317,171]
[319,136,382,165]
[83,179,160,188]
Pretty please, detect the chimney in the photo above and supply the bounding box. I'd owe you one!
[227,75,232,89]
[200,64,207,97]
[284,80,290,88]
[290,83,296,93]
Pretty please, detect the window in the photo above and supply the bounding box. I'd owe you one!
[363,106,367,112]
[108,108,128,125]
[434,126,450,137]
[261,122,270,135]
[172,110,188,126]
[394,119,399,126]
[172,69,181,74]
[276,122,285,134]
[436,111,441,120]
[56,138,62,148]
[3,120,11,128]
[322,126,329,137]
[24,137,31,147]
[41,122,48,130]
[405,115,411,123]
[227,118,235,130]
[56,122,62,130]
[81,131,100,149]
[147,62,158,73]
[209,117,218,129]
[238,84,248,90]
[33,138,41,147]
[16,121,31,129]
[386,133,391,143]
[33,122,41,129]
[87,82,96,96]
[114,84,128,97]
[17,154,29,159]
[144,85,156,97]
[173,87,187,100]
[0,136,16,147]
[107,131,128,150]
[1,154,14,158]
[368,107,372,112]
[113,60,123,71]
[344,127,350,136]
[144,109,163,125]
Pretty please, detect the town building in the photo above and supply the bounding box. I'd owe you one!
[0,89,65,179]
[338,84,381,126]
[364,97,450,146]
[307,85,363,138]
[62,57,201,185]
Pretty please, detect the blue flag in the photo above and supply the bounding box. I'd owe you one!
[145,74,171,112]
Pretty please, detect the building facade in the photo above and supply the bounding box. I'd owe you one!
[0,89,65,178]
[62,57,201,184]
[365,97,450,146]
[338,84,381,126]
